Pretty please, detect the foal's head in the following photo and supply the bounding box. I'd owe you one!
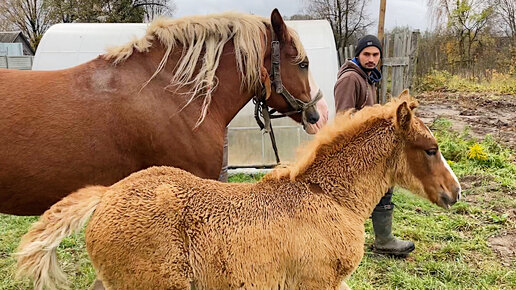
[262,9,327,133]
[394,92,461,208]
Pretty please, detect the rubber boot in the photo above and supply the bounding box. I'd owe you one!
[371,204,415,257]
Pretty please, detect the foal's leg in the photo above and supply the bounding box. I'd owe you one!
[90,279,105,290]
[339,280,352,290]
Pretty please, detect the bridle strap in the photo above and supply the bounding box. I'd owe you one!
[268,29,323,120]
[253,25,323,165]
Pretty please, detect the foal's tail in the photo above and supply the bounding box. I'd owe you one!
[16,186,108,290]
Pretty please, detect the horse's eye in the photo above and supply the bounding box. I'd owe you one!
[425,149,437,156]
[298,62,309,69]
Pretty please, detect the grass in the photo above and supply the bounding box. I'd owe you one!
[348,187,515,289]
[1,121,514,289]
[418,70,516,95]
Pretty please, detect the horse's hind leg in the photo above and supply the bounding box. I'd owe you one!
[90,279,105,290]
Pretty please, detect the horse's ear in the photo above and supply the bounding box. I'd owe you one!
[398,89,418,110]
[271,9,290,43]
[399,89,410,99]
[396,101,412,131]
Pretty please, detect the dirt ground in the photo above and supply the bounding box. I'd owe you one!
[415,92,516,266]
[459,174,515,266]
[415,92,516,150]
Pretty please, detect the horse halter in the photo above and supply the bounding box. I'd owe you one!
[253,28,323,164]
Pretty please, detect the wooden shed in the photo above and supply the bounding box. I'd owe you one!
[0,31,34,56]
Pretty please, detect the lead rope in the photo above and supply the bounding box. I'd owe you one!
[253,95,281,164]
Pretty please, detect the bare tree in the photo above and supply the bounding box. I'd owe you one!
[0,19,15,31]
[287,14,314,20]
[135,0,176,21]
[427,0,494,69]
[43,0,176,24]
[44,0,105,23]
[304,0,374,50]
[494,0,516,41]
[0,0,50,49]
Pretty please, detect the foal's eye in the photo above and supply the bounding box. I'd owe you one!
[298,62,309,69]
[425,149,438,156]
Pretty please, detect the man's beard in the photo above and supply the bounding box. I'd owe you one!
[362,62,377,72]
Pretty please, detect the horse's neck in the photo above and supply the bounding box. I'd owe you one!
[203,42,256,125]
[302,121,398,221]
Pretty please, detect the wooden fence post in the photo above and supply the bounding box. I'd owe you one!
[378,30,419,103]
[406,30,420,91]
[380,34,390,104]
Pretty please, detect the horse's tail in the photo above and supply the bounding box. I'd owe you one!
[16,186,107,290]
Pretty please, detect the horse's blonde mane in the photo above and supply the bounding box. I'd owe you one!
[265,94,419,181]
[103,12,307,126]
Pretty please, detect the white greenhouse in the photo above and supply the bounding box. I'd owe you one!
[32,20,339,167]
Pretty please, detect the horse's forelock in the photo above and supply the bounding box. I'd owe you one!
[288,28,307,64]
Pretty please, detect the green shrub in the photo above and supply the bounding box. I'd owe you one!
[418,70,453,92]
[431,118,516,188]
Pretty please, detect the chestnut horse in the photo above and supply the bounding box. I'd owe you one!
[0,9,328,215]
[17,92,461,290]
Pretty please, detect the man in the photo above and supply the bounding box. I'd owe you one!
[334,35,415,256]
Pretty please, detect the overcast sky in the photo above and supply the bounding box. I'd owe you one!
[173,0,432,32]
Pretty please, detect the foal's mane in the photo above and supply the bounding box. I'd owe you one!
[265,95,419,181]
[103,12,307,125]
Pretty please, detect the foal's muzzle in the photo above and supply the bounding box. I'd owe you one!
[439,185,460,209]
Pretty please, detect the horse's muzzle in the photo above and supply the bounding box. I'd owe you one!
[304,105,320,124]
[439,191,458,209]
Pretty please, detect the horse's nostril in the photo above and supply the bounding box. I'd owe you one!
[307,112,320,124]
[440,191,458,208]
[440,192,455,207]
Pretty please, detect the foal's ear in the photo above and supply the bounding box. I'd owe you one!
[398,89,418,111]
[396,101,412,131]
[399,89,410,99]
[271,9,290,43]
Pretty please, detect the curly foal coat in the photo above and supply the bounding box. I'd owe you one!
[85,167,365,289]
[16,94,461,289]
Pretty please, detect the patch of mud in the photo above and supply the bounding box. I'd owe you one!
[488,230,516,266]
[460,175,514,212]
[459,175,490,191]
[416,92,516,150]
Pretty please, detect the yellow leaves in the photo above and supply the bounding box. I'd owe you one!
[467,143,488,161]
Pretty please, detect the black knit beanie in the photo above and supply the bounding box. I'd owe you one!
[355,35,382,58]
